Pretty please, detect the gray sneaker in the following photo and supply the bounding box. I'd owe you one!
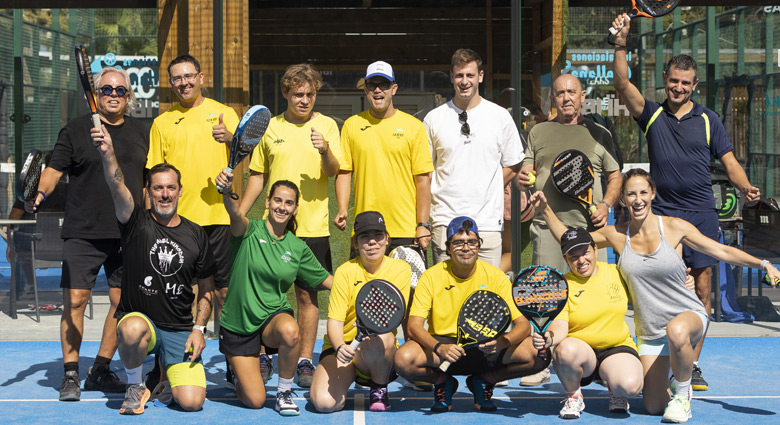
[295,359,315,388]
[59,371,81,402]
[275,390,300,416]
[119,384,151,415]
[259,353,274,384]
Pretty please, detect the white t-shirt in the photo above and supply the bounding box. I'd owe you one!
[424,98,524,231]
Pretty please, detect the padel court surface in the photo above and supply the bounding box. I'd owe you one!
[1,337,778,424]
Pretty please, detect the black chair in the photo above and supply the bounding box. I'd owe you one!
[10,212,91,322]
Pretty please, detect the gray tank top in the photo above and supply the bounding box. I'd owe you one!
[618,216,707,340]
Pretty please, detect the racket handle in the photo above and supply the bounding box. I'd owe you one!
[537,347,548,361]
[349,338,361,350]
[438,360,452,372]
[589,204,597,215]
[91,113,103,134]
[216,166,236,197]
[607,15,630,45]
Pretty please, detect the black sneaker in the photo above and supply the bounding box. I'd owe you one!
[144,362,161,391]
[84,366,126,393]
[225,362,235,390]
[691,365,709,391]
[59,371,81,402]
[431,376,459,413]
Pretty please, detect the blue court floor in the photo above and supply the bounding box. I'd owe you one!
[1,337,779,424]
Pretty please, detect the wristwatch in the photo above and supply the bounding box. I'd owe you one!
[193,325,206,335]
[417,222,431,231]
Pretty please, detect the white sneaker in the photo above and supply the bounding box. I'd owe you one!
[662,394,691,423]
[520,367,550,386]
[494,380,509,387]
[559,393,585,419]
[608,394,629,413]
[275,390,300,416]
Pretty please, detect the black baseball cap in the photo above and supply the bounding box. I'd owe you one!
[560,227,593,256]
[354,211,386,235]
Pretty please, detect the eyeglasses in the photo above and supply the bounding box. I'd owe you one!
[449,238,480,250]
[170,73,199,85]
[99,85,128,97]
[365,80,393,91]
[459,111,470,136]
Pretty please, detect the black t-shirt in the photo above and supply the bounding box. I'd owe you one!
[48,114,148,239]
[115,207,216,331]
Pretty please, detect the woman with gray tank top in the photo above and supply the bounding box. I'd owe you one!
[530,168,780,424]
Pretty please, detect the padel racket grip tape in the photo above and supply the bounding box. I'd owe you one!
[349,338,361,350]
[589,205,597,214]
[609,15,631,35]
[91,114,102,132]
[439,359,452,372]
[216,167,235,193]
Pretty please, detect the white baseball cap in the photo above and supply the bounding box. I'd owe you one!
[365,61,395,82]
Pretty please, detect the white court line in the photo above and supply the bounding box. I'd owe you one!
[354,393,365,425]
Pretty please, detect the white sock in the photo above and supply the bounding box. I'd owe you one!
[693,361,699,367]
[672,377,692,400]
[125,365,143,385]
[297,357,311,365]
[278,377,293,393]
[567,387,582,397]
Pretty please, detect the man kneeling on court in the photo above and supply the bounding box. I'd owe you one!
[394,216,548,413]
[93,126,216,415]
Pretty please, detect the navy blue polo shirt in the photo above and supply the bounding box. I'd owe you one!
[637,99,733,211]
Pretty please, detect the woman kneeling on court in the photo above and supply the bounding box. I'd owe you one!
[215,173,333,416]
[533,227,645,419]
[531,168,780,423]
[310,211,411,412]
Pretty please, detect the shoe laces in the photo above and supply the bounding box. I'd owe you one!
[434,382,448,401]
[126,384,147,401]
[370,386,388,402]
[259,354,273,369]
[278,390,297,404]
[561,394,583,407]
[692,364,703,375]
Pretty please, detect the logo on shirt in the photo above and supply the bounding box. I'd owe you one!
[150,238,185,277]
[392,128,404,138]
[174,117,185,125]
[273,138,285,145]
[281,251,292,263]
[574,290,585,297]
[360,126,371,131]
[259,239,268,244]
[354,280,363,286]
[444,284,455,290]
[207,113,218,124]
[139,276,157,297]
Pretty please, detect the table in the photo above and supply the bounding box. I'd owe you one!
[2,219,38,319]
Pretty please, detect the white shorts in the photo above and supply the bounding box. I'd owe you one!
[636,311,709,356]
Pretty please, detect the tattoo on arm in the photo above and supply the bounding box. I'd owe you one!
[113,168,124,183]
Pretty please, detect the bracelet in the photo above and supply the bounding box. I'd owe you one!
[615,45,627,49]
[37,190,46,202]
[600,200,611,209]
[319,145,329,155]
[433,342,443,356]
[761,259,770,270]
[336,344,346,355]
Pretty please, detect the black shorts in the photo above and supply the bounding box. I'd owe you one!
[203,225,231,289]
[652,206,719,269]
[296,237,332,288]
[60,238,122,289]
[580,345,640,387]
[218,309,294,357]
[438,336,509,376]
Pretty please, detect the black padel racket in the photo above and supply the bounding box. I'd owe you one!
[17,149,42,203]
[439,290,512,372]
[608,0,681,45]
[74,44,102,133]
[217,104,272,199]
[513,265,568,360]
[390,245,427,289]
[551,149,598,215]
[350,279,406,350]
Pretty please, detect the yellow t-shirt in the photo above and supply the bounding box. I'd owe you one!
[323,257,411,351]
[248,113,341,237]
[148,98,240,226]
[410,260,521,338]
[560,263,636,350]
[340,110,433,238]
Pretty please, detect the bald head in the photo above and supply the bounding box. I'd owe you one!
[551,74,586,124]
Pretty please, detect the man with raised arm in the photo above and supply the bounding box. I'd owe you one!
[611,14,760,392]
[93,126,215,415]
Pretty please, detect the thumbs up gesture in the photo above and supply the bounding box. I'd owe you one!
[212,113,233,144]
[311,127,329,155]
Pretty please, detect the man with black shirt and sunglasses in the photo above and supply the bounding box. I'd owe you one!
[424,49,524,268]
[30,67,149,401]
[335,61,433,253]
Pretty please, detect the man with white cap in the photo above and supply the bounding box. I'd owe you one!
[335,61,433,253]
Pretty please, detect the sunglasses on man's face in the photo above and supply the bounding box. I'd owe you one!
[365,80,393,91]
[99,85,128,97]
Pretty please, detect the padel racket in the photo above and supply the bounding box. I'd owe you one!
[439,290,512,372]
[551,149,598,215]
[607,0,681,45]
[17,149,42,203]
[349,279,406,350]
[513,265,568,360]
[74,44,102,133]
[216,105,272,199]
[390,245,427,289]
